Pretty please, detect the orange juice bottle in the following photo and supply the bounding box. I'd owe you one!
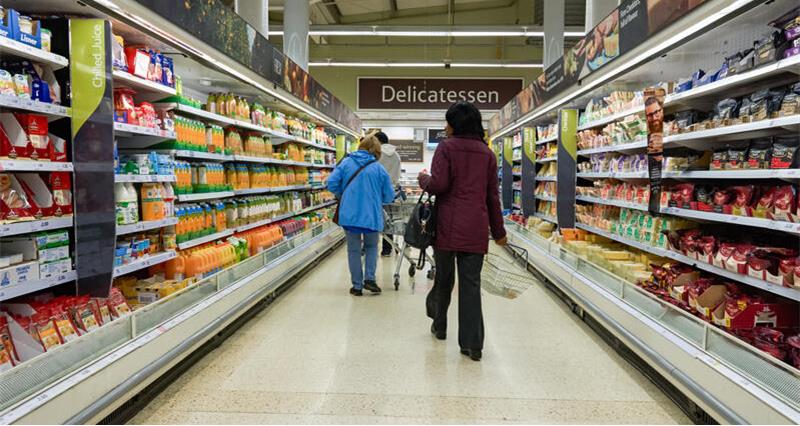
[166,255,185,280]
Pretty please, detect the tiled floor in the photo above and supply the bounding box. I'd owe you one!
[130,245,689,424]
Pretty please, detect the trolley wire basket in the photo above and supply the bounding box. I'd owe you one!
[383,201,418,235]
[481,243,538,299]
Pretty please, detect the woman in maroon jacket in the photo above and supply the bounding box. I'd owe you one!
[418,101,507,361]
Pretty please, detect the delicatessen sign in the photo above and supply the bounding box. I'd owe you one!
[358,78,522,110]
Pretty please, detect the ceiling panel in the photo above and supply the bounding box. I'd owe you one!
[335,0,391,16]
[396,0,447,9]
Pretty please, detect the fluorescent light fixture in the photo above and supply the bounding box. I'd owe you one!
[490,1,748,140]
[310,61,542,68]
[269,26,585,38]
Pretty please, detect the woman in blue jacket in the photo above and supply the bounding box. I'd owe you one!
[327,133,396,296]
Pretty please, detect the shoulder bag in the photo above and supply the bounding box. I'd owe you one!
[332,159,376,225]
[403,191,436,250]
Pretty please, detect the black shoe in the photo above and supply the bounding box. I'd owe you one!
[430,323,446,340]
[350,287,363,296]
[460,348,482,361]
[363,280,382,293]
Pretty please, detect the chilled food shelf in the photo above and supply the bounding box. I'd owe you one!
[664,55,800,108]
[535,176,557,182]
[0,160,73,172]
[114,174,176,183]
[537,156,557,163]
[577,139,648,156]
[536,194,556,202]
[577,106,643,131]
[176,191,235,202]
[234,201,336,233]
[577,171,648,180]
[574,223,800,302]
[513,158,522,163]
[112,251,177,278]
[662,169,800,180]
[112,70,177,96]
[172,150,233,162]
[116,218,179,236]
[233,185,311,195]
[0,270,77,303]
[0,216,74,237]
[232,155,335,168]
[0,94,71,118]
[0,36,69,69]
[114,122,176,140]
[536,136,557,145]
[660,206,800,234]
[512,203,521,209]
[155,102,337,151]
[663,115,800,148]
[176,229,234,250]
[271,136,337,152]
[512,172,522,177]
[575,195,649,211]
[534,212,557,224]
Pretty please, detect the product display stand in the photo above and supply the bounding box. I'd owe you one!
[0,0,357,422]
[488,0,800,422]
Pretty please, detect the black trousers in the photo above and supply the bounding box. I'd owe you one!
[382,234,393,254]
[426,249,485,350]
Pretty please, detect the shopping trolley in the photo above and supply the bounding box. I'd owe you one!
[481,243,537,299]
[383,193,436,291]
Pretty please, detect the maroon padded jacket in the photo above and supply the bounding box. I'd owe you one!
[418,135,506,254]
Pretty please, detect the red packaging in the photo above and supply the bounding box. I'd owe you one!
[788,335,800,369]
[770,185,796,221]
[670,184,695,208]
[0,173,34,221]
[0,317,17,371]
[71,297,101,333]
[92,298,112,325]
[0,122,22,159]
[731,185,754,216]
[712,189,732,214]
[714,293,799,330]
[124,47,151,79]
[747,252,776,280]
[139,102,157,129]
[698,236,717,264]
[779,258,797,288]
[13,113,50,161]
[31,309,61,351]
[50,303,80,342]
[113,88,137,124]
[107,287,132,318]
[49,172,73,216]
[752,327,788,361]
[727,244,756,274]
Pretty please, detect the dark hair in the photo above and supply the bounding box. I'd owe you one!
[645,97,662,107]
[375,131,389,145]
[446,101,485,142]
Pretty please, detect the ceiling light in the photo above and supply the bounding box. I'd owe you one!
[310,61,542,68]
[269,26,585,38]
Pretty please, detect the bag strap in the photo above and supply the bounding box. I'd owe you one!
[341,159,376,197]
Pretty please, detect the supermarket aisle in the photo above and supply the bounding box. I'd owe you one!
[131,245,689,424]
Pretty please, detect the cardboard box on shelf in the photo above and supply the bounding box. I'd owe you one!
[0,260,39,287]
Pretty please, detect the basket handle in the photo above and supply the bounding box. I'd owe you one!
[506,242,529,266]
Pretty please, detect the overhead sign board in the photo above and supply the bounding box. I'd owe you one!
[393,139,424,162]
[358,77,523,111]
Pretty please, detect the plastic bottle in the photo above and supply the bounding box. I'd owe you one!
[163,183,175,218]
[123,183,139,224]
[140,183,163,221]
[165,255,185,280]
[115,183,128,225]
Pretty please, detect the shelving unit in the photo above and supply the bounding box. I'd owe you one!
[175,191,236,202]
[0,94,71,118]
[112,251,177,278]
[535,176,557,182]
[233,185,312,195]
[575,195,648,211]
[113,122,176,140]
[234,201,335,233]
[114,174,176,183]
[0,160,73,172]
[0,216,74,237]
[0,36,69,69]
[487,1,800,422]
[116,218,179,236]
[660,206,800,234]
[112,70,177,96]
[176,230,234,250]
[0,271,78,303]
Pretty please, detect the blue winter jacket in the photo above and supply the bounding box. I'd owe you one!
[327,150,395,232]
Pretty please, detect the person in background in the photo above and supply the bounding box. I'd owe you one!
[375,131,402,257]
[328,133,395,296]
[418,101,507,361]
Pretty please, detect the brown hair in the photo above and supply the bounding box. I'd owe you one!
[358,132,382,160]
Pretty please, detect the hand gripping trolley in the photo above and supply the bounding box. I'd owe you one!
[383,194,436,291]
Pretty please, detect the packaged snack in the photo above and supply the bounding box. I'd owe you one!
[31,310,60,351]
[726,146,747,169]
[772,185,796,221]
[51,304,80,342]
[111,34,127,71]
[767,87,787,118]
[670,183,694,208]
[780,82,800,116]
[712,188,731,207]
[0,70,14,96]
[49,172,73,216]
[714,98,741,121]
[770,137,799,169]
[731,186,754,212]
[40,28,51,52]
[0,317,15,371]
[13,74,30,98]
[711,148,728,170]
[754,31,785,66]
[789,335,800,368]
[745,139,772,169]
[754,187,775,218]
